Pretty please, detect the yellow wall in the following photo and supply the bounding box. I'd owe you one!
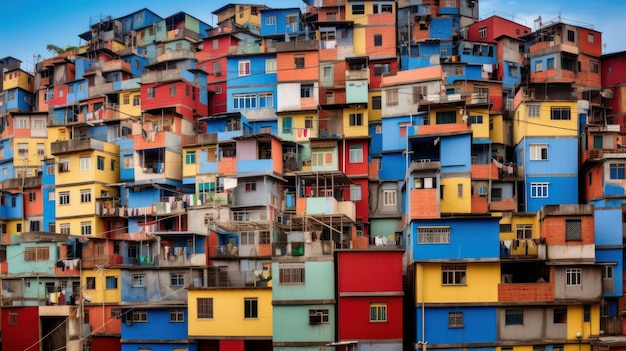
[13,137,48,168]
[500,213,539,241]
[490,114,505,145]
[468,108,490,140]
[82,268,122,303]
[368,92,382,121]
[3,70,34,91]
[513,101,578,144]
[119,90,141,118]
[567,304,600,340]
[188,288,273,337]
[416,263,500,303]
[440,177,471,213]
[54,143,120,186]
[182,146,201,179]
[342,107,368,137]
[352,27,367,56]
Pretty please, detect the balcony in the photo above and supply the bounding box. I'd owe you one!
[51,138,105,155]
[152,49,196,64]
[489,198,516,211]
[584,148,626,163]
[471,164,499,180]
[141,68,185,84]
[102,59,131,73]
[155,198,186,215]
[297,197,355,222]
[272,240,334,257]
[182,133,218,147]
[2,175,42,190]
[205,269,271,288]
[600,317,623,335]
[82,254,124,268]
[500,239,545,259]
[345,68,369,81]
[417,123,470,136]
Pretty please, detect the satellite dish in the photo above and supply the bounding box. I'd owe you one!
[600,89,614,99]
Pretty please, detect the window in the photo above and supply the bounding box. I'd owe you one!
[265,59,277,73]
[370,304,387,322]
[530,182,549,198]
[8,310,17,325]
[212,61,222,77]
[372,96,382,110]
[170,310,184,322]
[17,143,28,157]
[28,192,36,202]
[436,111,457,124]
[123,155,133,168]
[147,87,155,98]
[60,223,70,235]
[86,277,96,290]
[609,163,626,179]
[414,177,436,189]
[479,27,486,38]
[352,4,365,14]
[132,273,146,287]
[171,272,185,286]
[80,189,91,203]
[95,156,104,171]
[106,276,118,289]
[301,84,314,98]
[418,227,450,244]
[448,311,464,328]
[386,89,398,106]
[550,107,571,120]
[442,264,466,285]
[553,308,567,323]
[383,190,397,206]
[588,33,595,43]
[59,192,70,205]
[374,34,382,46]
[81,221,91,236]
[547,58,555,69]
[457,184,463,198]
[583,304,591,322]
[500,224,512,232]
[110,308,122,319]
[535,60,543,72]
[565,219,582,241]
[133,96,140,106]
[373,63,390,75]
[279,263,305,284]
[80,156,91,170]
[349,145,363,163]
[132,310,147,322]
[323,66,333,78]
[197,298,214,318]
[169,85,176,96]
[603,265,614,279]
[15,118,29,129]
[566,268,582,286]
[527,104,540,117]
[309,309,329,324]
[349,113,363,126]
[589,60,599,73]
[24,247,50,261]
[265,16,276,25]
[259,230,270,244]
[530,144,548,160]
[567,30,575,42]
[244,298,258,319]
[516,224,532,239]
[258,92,273,108]
[233,93,257,109]
[245,181,257,192]
[215,85,223,94]
[305,116,314,129]
[505,310,524,325]
[350,184,361,201]
[186,151,196,164]
[294,55,305,69]
[238,60,250,76]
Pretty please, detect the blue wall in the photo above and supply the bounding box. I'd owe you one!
[519,138,579,175]
[524,175,578,212]
[596,248,623,298]
[411,217,500,261]
[260,8,302,36]
[379,153,405,181]
[121,308,190,342]
[440,133,471,173]
[417,306,497,344]
[4,89,32,112]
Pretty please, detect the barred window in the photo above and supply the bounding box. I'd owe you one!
[565,219,581,241]
[448,311,464,328]
[197,298,213,318]
[418,227,450,244]
[279,263,305,284]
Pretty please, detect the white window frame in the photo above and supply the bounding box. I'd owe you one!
[418,227,450,244]
[349,145,363,163]
[383,189,397,206]
[527,104,541,117]
[238,60,251,76]
[265,58,277,73]
[442,264,466,285]
[132,273,146,287]
[529,144,548,160]
[79,156,91,170]
[530,182,549,198]
[350,184,361,201]
[566,268,582,286]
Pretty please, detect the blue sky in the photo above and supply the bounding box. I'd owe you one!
[1,0,624,71]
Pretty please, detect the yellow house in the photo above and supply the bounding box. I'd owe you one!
[118,90,142,119]
[368,92,382,122]
[416,262,500,304]
[342,106,368,137]
[513,100,578,144]
[182,145,201,180]
[3,68,34,91]
[82,268,122,303]
[188,287,272,338]
[468,107,491,141]
[440,177,472,214]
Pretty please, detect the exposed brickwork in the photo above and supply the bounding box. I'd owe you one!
[410,188,438,219]
[541,215,594,245]
[498,282,554,302]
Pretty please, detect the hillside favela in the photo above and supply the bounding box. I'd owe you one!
[2,1,626,351]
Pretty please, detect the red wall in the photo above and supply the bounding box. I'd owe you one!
[467,17,530,43]
[141,81,206,119]
[337,251,403,292]
[91,335,121,351]
[338,297,403,340]
[2,306,40,351]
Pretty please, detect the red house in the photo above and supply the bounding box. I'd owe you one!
[336,249,404,349]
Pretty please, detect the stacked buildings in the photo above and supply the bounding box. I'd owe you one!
[0,1,625,351]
